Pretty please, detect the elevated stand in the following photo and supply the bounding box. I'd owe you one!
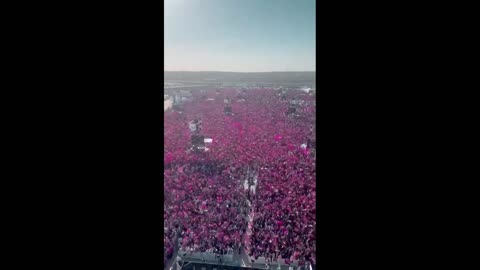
[224,105,233,116]
[286,106,296,116]
[190,134,206,153]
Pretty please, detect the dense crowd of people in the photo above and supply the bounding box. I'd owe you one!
[164,88,316,267]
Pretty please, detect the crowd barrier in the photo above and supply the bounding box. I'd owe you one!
[243,254,301,268]
[178,249,235,264]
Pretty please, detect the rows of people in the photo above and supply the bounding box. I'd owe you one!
[164,88,316,267]
[163,160,249,266]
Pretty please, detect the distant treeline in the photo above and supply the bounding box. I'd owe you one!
[164,71,315,84]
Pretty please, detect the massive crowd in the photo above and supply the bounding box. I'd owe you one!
[164,88,316,267]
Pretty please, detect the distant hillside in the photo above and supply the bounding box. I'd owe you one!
[164,71,315,84]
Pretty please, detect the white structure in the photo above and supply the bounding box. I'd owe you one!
[164,96,174,111]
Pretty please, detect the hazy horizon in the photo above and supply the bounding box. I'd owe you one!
[164,70,315,73]
[165,0,316,72]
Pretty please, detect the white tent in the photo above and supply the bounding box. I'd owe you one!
[301,87,312,93]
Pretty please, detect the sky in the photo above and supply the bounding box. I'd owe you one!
[165,0,315,72]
